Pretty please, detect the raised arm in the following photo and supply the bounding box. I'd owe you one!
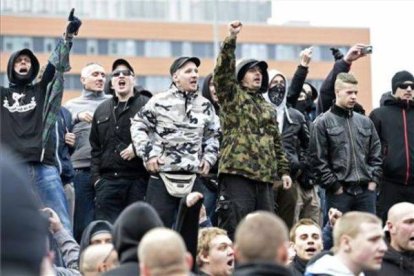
[287,47,312,107]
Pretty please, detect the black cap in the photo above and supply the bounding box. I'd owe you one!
[391,70,414,94]
[235,59,269,93]
[112,58,134,74]
[170,56,200,76]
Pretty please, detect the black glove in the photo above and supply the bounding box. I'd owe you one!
[329,47,344,61]
[65,8,82,39]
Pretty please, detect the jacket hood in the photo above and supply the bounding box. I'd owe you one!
[304,81,318,100]
[79,220,113,256]
[380,90,414,108]
[7,48,40,86]
[234,261,292,276]
[112,202,163,264]
[235,58,269,93]
[265,69,288,108]
[382,246,414,273]
[201,73,214,102]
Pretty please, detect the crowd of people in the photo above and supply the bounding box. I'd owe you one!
[1,11,413,276]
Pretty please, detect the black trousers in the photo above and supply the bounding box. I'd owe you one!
[145,174,204,228]
[217,174,275,240]
[95,176,148,223]
[377,179,414,222]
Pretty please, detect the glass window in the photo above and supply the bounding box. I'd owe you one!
[0,73,6,87]
[108,40,120,55]
[64,74,82,90]
[4,37,14,52]
[33,37,43,52]
[267,44,276,60]
[192,42,214,58]
[98,39,108,55]
[171,42,182,57]
[86,39,98,55]
[136,40,145,56]
[144,76,171,94]
[241,43,268,60]
[275,45,299,61]
[0,36,3,52]
[145,41,171,57]
[125,40,136,56]
[182,42,192,56]
[73,39,87,54]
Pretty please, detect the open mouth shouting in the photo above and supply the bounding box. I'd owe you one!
[18,67,29,75]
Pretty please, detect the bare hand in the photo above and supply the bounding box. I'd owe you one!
[42,207,63,234]
[199,204,208,224]
[368,181,377,191]
[120,144,136,161]
[145,157,165,174]
[228,20,242,37]
[344,44,368,64]
[198,160,211,176]
[282,174,292,190]
[77,111,93,123]
[334,186,344,195]
[300,47,313,67]
[64,132,76,147]
[328,208,343,227]
[186,192,203,207]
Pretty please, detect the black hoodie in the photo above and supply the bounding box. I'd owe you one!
[103,202,163,276]
[369,93,414,185]
[201,74,219,113]
[78,220,113,260]
[1,48,56,165]
[234,261,293,276]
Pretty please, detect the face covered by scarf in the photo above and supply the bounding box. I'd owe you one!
[296,93,314,114]
[268,84,286,106]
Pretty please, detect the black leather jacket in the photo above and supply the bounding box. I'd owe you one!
[310,105,382,193]
[281,107,313,188]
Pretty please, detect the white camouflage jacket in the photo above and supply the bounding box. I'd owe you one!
[131,86,220,173]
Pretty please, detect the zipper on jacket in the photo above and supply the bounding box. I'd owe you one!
[55,122,62,174]
[347,118,360,184]
[402,109,410,185]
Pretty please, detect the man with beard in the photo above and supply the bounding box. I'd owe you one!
[197,227,234,276]
[369,71,414,222]
[0,9,81,231]
[131,57,220,227]
[288,219,323,275]
[310,73,382,214]
[90,59,151,223]
[264,69,318,229]
[213,20,291,240]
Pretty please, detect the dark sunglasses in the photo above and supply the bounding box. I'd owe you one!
[397,83,413,90]
[112,69,133,77]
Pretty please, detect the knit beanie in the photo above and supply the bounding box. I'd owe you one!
[391,70,414,94]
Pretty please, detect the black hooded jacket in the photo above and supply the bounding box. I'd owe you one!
[369,93,414,185]
[366,245,414,276]
[234,261,293,276]
[103,202,163,276]
[1,49,56,165]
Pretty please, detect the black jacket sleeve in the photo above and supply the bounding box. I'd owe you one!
[89,113,101,185]
[287,65,309,107]
[317,59,351,115]
[38,62,56,88]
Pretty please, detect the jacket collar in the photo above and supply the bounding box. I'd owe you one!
[331,104,354,118]
[81,89,106,99]
[170,85,199,101]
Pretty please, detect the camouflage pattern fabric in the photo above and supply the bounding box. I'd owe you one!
[213,35,290,183]
[41,39,72,154]
[131,85,220,173]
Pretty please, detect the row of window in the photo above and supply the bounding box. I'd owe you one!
[1,35,349,61]
[0,73,323,95]
[1,0,271,23]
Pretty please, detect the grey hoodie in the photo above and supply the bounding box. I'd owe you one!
[64,89,111,168]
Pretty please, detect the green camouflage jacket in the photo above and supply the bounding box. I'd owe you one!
[213,35,289,183]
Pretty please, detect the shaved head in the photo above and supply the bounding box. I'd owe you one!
[387,202,414,252]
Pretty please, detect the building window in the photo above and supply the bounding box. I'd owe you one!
[171,42,183,57]
[125,40,136,56]
[44,38,56,53]
[241,43,268,60]
[143,76,171,94]
[86,39,98,55]
[64,74,82,90]
[136,40,145,56]
[73,39,87,54]
[145,41,171,57]
[192,42,214,58]
[98,39,108,55]
[33,37,43,52]
[275,45,301,61]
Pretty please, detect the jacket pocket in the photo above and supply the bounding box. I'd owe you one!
[357,127,372,154]
[327,126,345,145]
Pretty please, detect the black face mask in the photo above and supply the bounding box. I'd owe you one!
[268,84,285,106]
[296,95,314,114]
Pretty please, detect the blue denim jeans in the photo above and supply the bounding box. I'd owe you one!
[73,169,95,242]
[326,187,376,214]
[27,163,71,232]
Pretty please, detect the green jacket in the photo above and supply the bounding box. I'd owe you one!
[213,35,289,183]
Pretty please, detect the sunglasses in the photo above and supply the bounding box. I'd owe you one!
[112,69,133,77]
[397,83,413,90]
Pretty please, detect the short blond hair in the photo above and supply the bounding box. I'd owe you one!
[235,211,288,263]
[197,227,227,267]
[333,212,382,249]
[335,72,358,91]
[289,218,321,243]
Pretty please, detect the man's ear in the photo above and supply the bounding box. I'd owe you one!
[233,244,242,263]
[276,243,288,265]
[97,262,107,273]
[185,252,193,271]
[172,72,179,84]
[199,252,210,265]
[80,76,86,86]
[386,221,395,235]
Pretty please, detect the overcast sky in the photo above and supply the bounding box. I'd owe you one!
[270,0,414,108]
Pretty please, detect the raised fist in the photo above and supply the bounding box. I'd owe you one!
[65,8,82,39]
[228,20,242,36]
